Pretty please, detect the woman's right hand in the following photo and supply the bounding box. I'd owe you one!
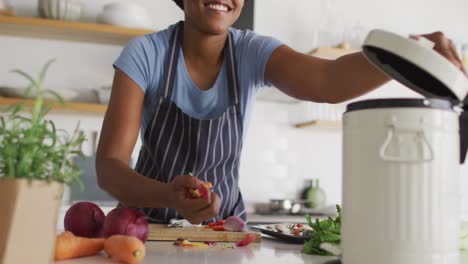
[168,174,221,224]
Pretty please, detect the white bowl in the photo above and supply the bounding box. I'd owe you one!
[38,0,82,21]
[98,2,153,29]
[96,87,111,105]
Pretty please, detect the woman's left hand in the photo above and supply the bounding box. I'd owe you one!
[412,32,467,76]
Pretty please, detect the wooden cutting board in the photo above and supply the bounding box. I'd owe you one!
[148,224,262,243]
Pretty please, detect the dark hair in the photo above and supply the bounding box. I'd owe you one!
[172,0,184,9]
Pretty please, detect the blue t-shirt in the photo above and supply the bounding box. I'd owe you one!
[113,23,283,138]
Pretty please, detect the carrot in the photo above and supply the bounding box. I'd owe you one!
[55,231,105,260]
[104,235,146,264]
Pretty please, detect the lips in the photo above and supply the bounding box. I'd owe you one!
[204,1,233,12]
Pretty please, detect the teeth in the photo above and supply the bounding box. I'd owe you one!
[208,3,228,11]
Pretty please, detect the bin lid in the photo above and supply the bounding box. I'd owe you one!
[362,30,468,105]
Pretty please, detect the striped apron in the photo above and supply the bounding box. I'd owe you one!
[133,22,246,223]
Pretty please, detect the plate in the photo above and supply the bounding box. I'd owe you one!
[251,224,312,244]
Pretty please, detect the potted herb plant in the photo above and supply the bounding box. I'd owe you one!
[0,60,86,263]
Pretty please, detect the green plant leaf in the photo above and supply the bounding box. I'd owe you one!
[24,84,35,97]
[10,69,39,90]
[39,59,56,84]
[44,90,65,104]
[303,204,342,256]
[2,60,86,187]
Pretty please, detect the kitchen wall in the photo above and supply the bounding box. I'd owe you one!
[249,0,468,217]
[1,0,467,217]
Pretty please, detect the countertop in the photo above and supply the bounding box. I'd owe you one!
[54,236,468,264]
[56,237,338,264]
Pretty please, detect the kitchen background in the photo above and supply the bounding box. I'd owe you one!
[1,0,468,218]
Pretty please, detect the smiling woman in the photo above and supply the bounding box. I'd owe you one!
[95,0,465,226]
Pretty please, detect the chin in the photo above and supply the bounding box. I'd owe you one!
[202,21,232,35]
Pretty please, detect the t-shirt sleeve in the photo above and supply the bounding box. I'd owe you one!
[236,30,284,88]
[113,36,155,93]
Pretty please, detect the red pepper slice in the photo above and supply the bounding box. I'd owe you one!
[235,233,256,247]
[212,225,225,231]
[296,223,303,227]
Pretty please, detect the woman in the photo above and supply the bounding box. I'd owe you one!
[96,0,466,224]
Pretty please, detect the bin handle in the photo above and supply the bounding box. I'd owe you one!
[379,120,434,163]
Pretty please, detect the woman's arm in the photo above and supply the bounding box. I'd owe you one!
[96,69,171,208]
[96,69,221,223]
[265,45,389,104]
[265,32,465,104]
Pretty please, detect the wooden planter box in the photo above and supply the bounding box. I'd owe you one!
[0,178,63,263]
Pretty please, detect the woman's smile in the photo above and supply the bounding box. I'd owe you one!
[204,1,233,12]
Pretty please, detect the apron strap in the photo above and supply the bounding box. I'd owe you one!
[162,22,183,98]
[162,22,241,105]
[226,31,240,105]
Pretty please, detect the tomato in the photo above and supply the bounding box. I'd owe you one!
[212,226,225,231]
[235,233,256,247]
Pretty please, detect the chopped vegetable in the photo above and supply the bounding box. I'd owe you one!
[223,216,247,232]
[188,182,213,200]
[173,238,212,248]
[207,220,225,231]
[104,235,146,264]
[302,205,341,256]
[207,220,224,228]
[212,225,225,231]
[274,224,290,233]
[54,231,105,261]
[235,233,257,247]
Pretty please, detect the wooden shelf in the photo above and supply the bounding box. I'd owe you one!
[0,15,154,45]
[294,120,342,129]
[0,97,107,114]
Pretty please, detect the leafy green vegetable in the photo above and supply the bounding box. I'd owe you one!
[0,60,86,186]
[302,205,341,255]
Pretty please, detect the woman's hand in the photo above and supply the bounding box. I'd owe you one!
[168,174,221,224]
[412,32,467,76]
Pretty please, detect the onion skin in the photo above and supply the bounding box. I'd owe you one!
[64,202,105,238]
[102,208,149,242]
[223,216,247,232]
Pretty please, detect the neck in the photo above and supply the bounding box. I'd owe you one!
[182,21,228,67]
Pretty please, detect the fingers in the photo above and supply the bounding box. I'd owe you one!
[195,192,221,222]
[443,39,462,68]
[416,31,467,75]
[447,40,467,75]
[183,192,222,224]
[174,174,204,189]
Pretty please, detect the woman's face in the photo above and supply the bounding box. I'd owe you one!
[183,0,244,35]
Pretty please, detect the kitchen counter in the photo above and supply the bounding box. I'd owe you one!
[54,236,468,264]
[56,237,338,264]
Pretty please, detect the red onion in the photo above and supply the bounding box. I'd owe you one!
[64,201,105,238]
[102,207,148,242]
[223,216,247,232]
